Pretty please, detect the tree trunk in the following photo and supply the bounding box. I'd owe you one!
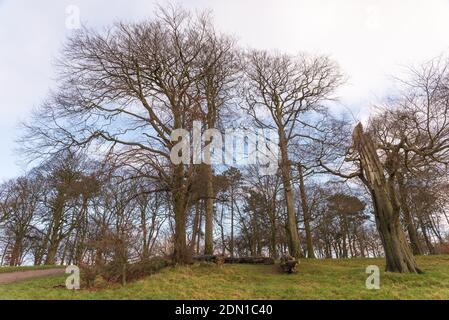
[219,204,226,255]
[268,203,277,259]
[353,123,421,273]
[45,190,66,265]
[279,132,303,258]
[190,201,201,254]
[230,190,235,258]
[197,203,203,255]
[173,193,190,264]
[204,164,214,255]
[172,165,191,264]
[341,214,349,258]
[45,241,59,265]
[9,237,23,266]
[371,189,421,272]
[418,216,434,254]
[298,164,315,258]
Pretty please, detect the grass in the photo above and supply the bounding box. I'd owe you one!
[0,255,449,300]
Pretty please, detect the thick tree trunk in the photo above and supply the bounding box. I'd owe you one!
[298,164,315,258]
[279,133,303,258]
[371,188,421,272]
[9,237,23,266]
[172,165,191,264]
[45,191,66,265]
[45,241,59,265]
[204,164,214,255]
[353,124,421,273]
[173,193,190,264]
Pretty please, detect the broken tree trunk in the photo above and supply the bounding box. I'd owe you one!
[352,123,421,273]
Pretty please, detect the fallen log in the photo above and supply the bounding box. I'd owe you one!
[193,255,274,265]
[225,256,275,265]
[193,255,222,263]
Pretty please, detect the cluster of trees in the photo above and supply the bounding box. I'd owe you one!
[1,5,448,273]
[0,152,169,267]
[0,153,376,267]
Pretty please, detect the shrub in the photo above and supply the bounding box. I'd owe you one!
[434,243,449,255]
[80,264,102,288]
[126,257,170,282]
[81,257,171,288]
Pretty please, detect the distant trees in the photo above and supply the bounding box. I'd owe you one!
[240,166,283,258]
[326,193,366,258]
[0,153,172,268]
[0,177,41,266]
[301,183,378,259]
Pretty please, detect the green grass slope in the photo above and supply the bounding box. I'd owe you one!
[1,255,448,300]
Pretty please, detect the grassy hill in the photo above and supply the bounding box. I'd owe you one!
[1,255,449,300]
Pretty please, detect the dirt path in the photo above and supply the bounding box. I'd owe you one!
[0,268,65,285]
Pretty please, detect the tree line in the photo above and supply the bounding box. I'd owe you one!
[1,5,448,274]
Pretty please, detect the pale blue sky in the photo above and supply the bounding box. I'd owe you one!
[1,0,449,181]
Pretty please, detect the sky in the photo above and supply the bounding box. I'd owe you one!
[1,0,449,181]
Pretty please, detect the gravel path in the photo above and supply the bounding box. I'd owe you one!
[0,268,65,285]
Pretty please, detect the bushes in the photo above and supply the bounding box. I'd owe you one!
[81,257,170,288]
[80,263,102,288]
[434,243,449,255]
[126,257,170,282]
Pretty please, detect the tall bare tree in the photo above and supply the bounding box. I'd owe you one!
[21,5,234,264]
[244,51,343,258]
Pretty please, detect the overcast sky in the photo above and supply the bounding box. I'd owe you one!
[1,0,449,181]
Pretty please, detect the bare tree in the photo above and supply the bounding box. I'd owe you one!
[0,177,41,266]
[243,50,343,258]
[21,5,234,264]
[194,22,239,255]
[322,57,449,272]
